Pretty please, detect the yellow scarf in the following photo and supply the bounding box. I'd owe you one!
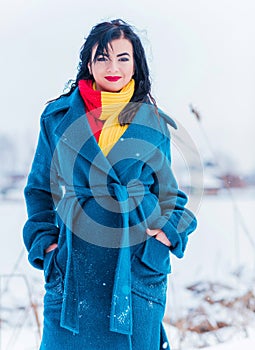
[97,79,135,156]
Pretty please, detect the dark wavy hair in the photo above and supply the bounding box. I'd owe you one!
[52,19,158,124]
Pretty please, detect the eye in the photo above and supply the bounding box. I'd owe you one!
[119,57,129,62]
[96,55,108,62]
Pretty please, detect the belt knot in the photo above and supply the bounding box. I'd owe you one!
[109,183,129,201]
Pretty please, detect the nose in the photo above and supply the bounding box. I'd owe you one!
[106,59,119,73]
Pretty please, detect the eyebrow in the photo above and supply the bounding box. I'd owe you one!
[96,51,131,59]
[116,52,131,57]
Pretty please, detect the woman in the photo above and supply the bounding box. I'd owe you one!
[23,19,197,350]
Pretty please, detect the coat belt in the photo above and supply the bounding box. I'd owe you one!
[58,181,150,335]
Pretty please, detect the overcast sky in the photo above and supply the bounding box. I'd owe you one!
[1,0,255,173]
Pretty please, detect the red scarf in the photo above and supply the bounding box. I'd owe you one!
[78,79,104,142]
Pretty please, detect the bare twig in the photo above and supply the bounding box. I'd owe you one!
[0,274,41,350]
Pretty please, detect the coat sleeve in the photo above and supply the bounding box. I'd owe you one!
[149,129,197,259]
[23,112,62,270]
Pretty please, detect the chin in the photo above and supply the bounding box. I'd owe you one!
[108,88,123,92]
[104,80,126,92]
[104,86,123,93]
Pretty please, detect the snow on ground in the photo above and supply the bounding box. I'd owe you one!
[202,336,255,350]
[163,187,255,349]
[0,188,255,349]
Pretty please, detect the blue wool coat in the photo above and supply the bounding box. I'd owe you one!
[23,88,197,349]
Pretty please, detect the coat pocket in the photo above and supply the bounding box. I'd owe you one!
[43,249,56,283]
[43,248,64,303]
[43,248,63,284]
[139,236,171,275]
[131,237,170,305]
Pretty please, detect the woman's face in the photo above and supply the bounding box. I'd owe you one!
[88,37,134,92]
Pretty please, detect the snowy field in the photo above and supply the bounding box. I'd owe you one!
[0,187,255,349]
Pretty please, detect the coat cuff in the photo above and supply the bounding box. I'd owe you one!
[149,216,188,258]
[28,235,58,270]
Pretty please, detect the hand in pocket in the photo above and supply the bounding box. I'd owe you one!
[146,228,171,247]
[45,243,58,254]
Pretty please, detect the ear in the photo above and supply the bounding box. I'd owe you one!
[87,62,92,75]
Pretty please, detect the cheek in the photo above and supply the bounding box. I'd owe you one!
[129,63,135,76]
[128,67,134,78]
[91,63,104,75]
[123,64,134,77]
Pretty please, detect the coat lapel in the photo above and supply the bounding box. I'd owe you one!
[54,88,119,181]
[106,103,173,166]
[53,89,176,180]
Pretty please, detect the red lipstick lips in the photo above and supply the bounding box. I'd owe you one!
[105,76,121,82]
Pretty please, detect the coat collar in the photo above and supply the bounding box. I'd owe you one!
[52,88,176,175]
